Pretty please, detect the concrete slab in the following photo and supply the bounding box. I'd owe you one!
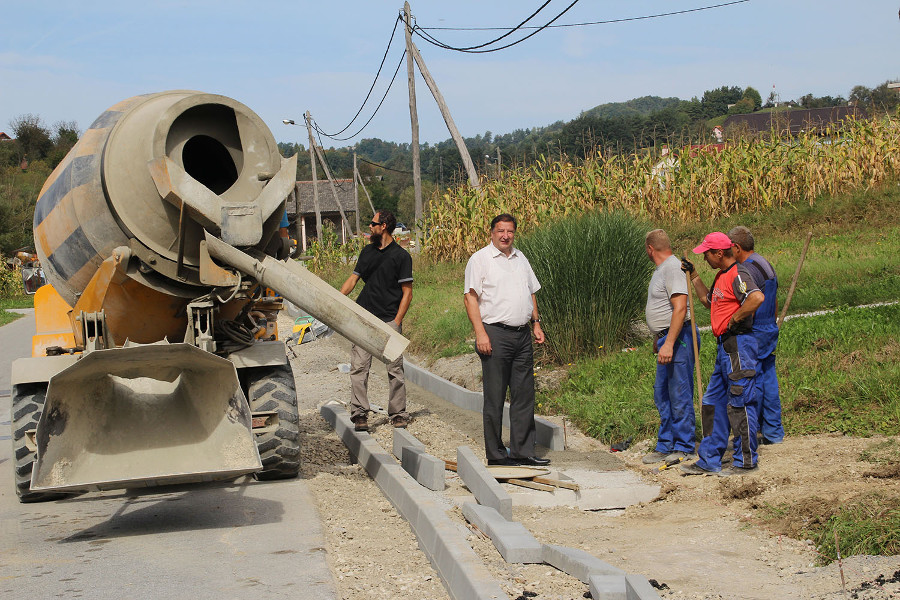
[456,446,512,520]
[505,468,660,510]
[405,360,564,450]
[402,446,445,491]
[542,544,624,583]
[462,502,543,563]
[320,403,507,600]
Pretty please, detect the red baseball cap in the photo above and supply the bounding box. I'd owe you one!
[693,232,733,253]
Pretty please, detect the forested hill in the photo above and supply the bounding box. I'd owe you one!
[582,95,683,120]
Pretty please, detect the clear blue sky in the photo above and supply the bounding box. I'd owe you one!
[2,1,898,147]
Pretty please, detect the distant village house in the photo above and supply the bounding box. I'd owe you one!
[287,179,359,252]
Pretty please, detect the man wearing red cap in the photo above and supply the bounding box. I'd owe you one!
[679,232,764,476]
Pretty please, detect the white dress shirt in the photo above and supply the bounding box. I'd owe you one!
[464,243,541,327]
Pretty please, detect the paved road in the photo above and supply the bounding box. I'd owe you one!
[0,310,338,599]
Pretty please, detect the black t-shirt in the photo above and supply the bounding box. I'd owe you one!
[353,241,413,320]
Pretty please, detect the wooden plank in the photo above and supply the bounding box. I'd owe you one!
[506,479,555,492]
[532,476,580,492]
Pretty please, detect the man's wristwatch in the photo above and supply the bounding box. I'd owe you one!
[531,317,541,324]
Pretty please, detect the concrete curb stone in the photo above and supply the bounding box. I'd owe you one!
[541,544,624,583]
[456,446,513,520]
[393,427,426,459]
[320,402,507,600]
[402,446,446,491]
[461,502,543,563]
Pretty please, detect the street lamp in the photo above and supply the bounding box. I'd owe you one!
[283,119,295,125]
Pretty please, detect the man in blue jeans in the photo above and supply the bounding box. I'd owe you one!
[642,229,698,467]
[729,226,783,445]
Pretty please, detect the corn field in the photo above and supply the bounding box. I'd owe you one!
[423,116,900,262]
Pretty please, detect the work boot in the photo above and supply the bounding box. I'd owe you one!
[352,415,369,432]
[391,415,410,428]
[679,462,728,477]
[724,463,759,476]
[641,451,670,464]
[664,451,694,466]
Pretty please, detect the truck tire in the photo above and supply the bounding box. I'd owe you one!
[246,364,301,480]
[11,383,70,503]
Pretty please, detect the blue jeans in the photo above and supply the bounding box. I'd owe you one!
[653,326,698,454]
[756,353,784,443]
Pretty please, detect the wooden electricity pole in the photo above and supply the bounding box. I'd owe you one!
[304,111,323,240]
[312,141,354,239]
[355,168,376,215]
[404,2,423,238]
[352,152,361,233]
[406,26,481,191]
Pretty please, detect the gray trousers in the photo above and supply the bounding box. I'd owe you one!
[350,320,408,419]
[479,323,536,461]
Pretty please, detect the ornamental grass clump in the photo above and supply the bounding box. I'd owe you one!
[516,210,652,363]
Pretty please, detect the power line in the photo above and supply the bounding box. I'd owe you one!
[416,1,554,52]
[416,1,749,32]
[312,15,403,138]
[413,0,581,54]
[311,48,407,141]
[357,156,415,174]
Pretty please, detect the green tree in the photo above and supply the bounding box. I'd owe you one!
[8,114,52,161]
[701,86,743,118]
[742,86,762,111]
[849,85,872,107]
[728,98,756,115]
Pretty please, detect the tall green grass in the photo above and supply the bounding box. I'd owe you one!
[542,303,900,444]
[516,211,652,363]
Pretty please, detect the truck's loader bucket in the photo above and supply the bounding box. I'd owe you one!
[31,344,262,493]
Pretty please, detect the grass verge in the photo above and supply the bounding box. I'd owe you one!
[0,295,33,326]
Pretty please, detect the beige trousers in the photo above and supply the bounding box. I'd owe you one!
[349,320,407,419]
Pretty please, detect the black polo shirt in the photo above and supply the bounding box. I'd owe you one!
[353,241,413,320]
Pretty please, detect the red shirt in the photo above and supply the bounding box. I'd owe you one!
[708,262,760,337]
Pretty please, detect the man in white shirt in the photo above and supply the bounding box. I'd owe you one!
[464,214,549,467]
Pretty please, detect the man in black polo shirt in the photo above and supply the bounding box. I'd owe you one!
[340,209,413,431]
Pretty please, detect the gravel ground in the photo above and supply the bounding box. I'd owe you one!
[280,313,900,600]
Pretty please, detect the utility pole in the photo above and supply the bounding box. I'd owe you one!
[304,111,323,241]
[312,142,354,240]
[352,151,361,233]
[496,147,501,173]
[406,26,481,191]
[404,2,423,239]
[355,168,376,215]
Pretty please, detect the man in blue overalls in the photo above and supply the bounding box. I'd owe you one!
[679,232,764,476]
[729,226,783,444]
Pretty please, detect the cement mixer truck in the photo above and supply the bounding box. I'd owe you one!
[10,90,407,502]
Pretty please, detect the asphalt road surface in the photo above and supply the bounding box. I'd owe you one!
[0,310,338,599]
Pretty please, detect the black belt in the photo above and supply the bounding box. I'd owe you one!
[485,321,529,332]
[656,320,692,339]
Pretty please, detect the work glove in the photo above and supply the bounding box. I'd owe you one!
[680,257,695,274]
